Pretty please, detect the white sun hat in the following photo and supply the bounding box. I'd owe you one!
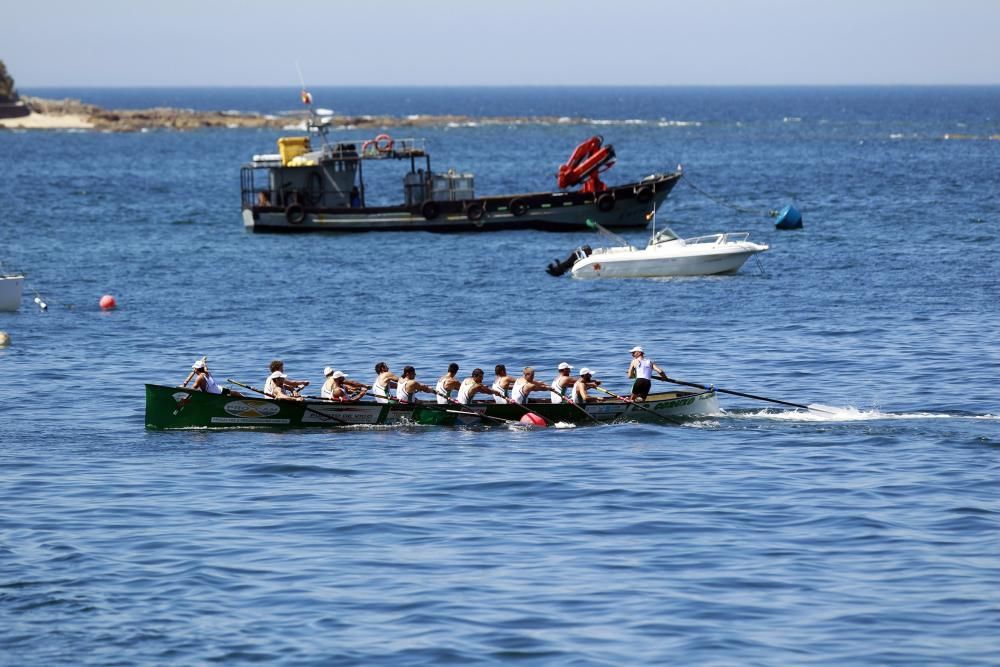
[332,371,347,380]
[324,366,335,376]
[630,346,644,353]
[557,362,573,370]
[580,368,594,376]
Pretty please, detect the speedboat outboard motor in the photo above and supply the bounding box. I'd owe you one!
[546,245,592,276]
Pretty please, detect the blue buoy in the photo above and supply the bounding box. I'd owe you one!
[774,204,803,230]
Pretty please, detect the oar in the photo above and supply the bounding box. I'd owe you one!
[656,376,833,414]
[593,385,682,425]
[227,378,352,425]
[551,390,602,424]
[433,391,522,425]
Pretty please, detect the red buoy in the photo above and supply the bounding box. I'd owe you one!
[520,413,547,427]
[99,294,117,310]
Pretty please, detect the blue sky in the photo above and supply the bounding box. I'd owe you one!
[6,0,999,86]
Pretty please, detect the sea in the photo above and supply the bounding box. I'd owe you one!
[1,86,999,665]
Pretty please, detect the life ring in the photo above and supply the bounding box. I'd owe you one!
[597,193,615,212]
[285,203,305,224]
[635,186,654,204]
[374,133,394,153]
[361,140,377,157]
[465,202,485,224]
[509,198,528,217]
[421,200,440,220]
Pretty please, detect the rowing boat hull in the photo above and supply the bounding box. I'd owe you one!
[145,384,720,430]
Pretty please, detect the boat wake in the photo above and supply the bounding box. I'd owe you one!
[725,405,998,422]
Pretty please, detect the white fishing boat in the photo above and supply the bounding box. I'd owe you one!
[0,272,24,311]
[547,219,768,279]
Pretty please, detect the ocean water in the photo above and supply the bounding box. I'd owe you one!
[1,86,999,665]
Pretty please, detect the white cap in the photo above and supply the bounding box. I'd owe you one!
[630,346,644,353]
[192,359,206,369]
[268,370,287,380]
[580,368,594,376]
[557,362,573,370]
[332,371,347,380]
[323,366,334,376]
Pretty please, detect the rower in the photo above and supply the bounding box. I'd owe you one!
[491,364,516,404]
[372,361,399,404]
[321,366,367,398]
[323,369,366,402]
[435,363,461,404]
[396,366,436,403]
[627,346,667,401]
[264,359,308,401]
[188,358,240,396]
[457,368,505,404]
[572,368,603,406]
[510,367,553,404]
[549,362,576,403]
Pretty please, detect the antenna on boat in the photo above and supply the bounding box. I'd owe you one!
[294,61,331,149]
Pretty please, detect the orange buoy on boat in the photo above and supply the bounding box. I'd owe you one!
[520,413,547,427]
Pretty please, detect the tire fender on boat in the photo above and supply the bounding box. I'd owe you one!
[285,203,305,224]
[465,201,486,225]
[597,193,615,212]
[421,200,440,220]
[509,198,528,217]
[635,185,654,203]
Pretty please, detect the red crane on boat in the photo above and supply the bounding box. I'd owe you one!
[557,135,616,193]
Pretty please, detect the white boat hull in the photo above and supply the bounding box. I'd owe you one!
[571,231,768,279]
[0,275,24,311]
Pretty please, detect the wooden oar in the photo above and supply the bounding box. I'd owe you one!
[593,385,682,425]
[655,376,833,414]
[433,391,522,425]
[551,390,602,424]
[227,378,352,425]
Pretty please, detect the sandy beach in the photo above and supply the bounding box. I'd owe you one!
[0,110,94,130]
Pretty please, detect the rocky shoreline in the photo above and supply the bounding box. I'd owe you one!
[1,95,590,132]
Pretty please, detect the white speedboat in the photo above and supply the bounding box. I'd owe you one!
[566,225,768,279]
[0,273,24,311]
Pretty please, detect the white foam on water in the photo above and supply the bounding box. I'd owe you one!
[732,404,991,422]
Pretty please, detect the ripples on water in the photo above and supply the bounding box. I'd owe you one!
[2,87,1000,664]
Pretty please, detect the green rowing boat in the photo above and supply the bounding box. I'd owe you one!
[144,383,720,430]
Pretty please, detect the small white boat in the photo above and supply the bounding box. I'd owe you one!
[566,225,768,279]
[0,273,24,311]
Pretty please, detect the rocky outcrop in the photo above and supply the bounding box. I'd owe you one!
[0,59,30,118]
[8,94,592,131]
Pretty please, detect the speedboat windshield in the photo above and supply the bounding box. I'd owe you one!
[650,227,680,245]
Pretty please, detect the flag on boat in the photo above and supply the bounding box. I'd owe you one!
[300,90,313,106]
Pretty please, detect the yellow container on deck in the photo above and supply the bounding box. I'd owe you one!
[278,137,311,166]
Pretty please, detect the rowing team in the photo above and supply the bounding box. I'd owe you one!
[184,346,668,406]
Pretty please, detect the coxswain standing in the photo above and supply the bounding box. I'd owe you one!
[264,359,308,401]
[372,361,399,404]
[396,366,436,403]
[549,362,576,403]
[435,363,461,405]
[627,346,667,401]
[456,368,505,404]
[510,367,553,405]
